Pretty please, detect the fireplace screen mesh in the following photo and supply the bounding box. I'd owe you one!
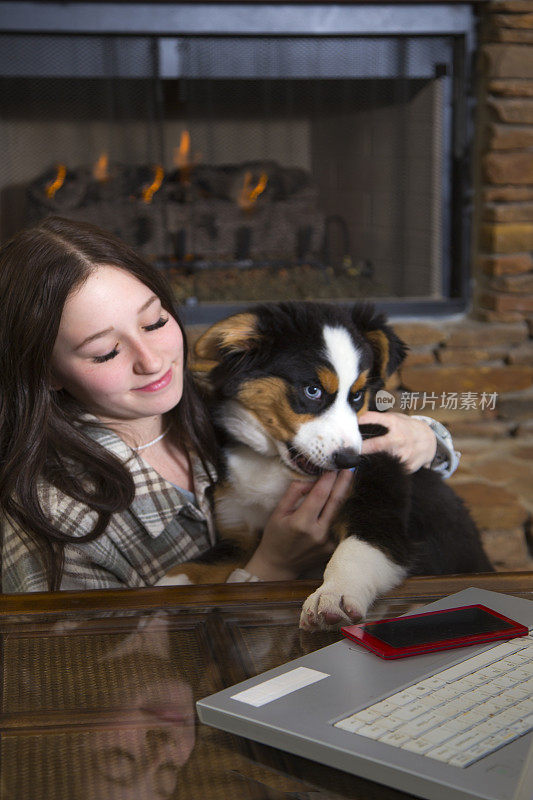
[0,32,459,312]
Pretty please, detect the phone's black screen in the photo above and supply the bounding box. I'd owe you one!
[360,607,516,649]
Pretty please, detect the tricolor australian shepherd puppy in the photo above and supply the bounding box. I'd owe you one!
[185,301,492,630]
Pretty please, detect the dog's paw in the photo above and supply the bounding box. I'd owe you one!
[299,585,368,631]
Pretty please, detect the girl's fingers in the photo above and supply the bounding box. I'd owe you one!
[292,470,352,530]
[317,469,353,525]
[361,434,392,455]
[275,479,315,515]
[357,411,382,424]
[295,471,338,518]
[275,469,353,530]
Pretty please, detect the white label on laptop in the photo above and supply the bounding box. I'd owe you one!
[231,666,329,707]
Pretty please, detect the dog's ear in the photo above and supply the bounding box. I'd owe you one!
[366,327,408,378]
[194,312,261,361]
[351,304,408,379]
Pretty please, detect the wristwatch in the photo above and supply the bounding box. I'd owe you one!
[411,415,461,478]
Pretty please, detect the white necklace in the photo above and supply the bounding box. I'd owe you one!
[135,425,171,452]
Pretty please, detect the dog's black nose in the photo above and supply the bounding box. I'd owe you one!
[333,448,360,469]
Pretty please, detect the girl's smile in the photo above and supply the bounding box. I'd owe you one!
[134,368,173,393]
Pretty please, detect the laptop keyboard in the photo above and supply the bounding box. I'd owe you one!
[334,632,533,768]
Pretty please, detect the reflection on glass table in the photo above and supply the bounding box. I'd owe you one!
[1,573,531,800]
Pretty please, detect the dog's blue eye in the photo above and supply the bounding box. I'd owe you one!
[351,390,364,404]
[304,385,322,400]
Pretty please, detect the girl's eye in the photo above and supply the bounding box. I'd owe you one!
[143,315,168,332]
[93,345,119,364]
[303,385,322,401]
[91,316,167,363]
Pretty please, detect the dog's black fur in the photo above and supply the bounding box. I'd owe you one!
[340,435,492,576]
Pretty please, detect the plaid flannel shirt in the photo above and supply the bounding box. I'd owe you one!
[1,424,216,593]
[1,416,459,593]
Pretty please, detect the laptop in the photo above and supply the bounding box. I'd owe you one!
[197,587,533,800]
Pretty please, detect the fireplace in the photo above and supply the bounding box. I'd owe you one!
[0,2,476,323]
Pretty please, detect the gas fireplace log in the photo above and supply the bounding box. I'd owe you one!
[26,161,326,263]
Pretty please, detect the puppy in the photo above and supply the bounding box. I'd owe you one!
[185,301,492,630]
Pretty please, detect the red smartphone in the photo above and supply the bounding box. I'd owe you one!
[341,604,529,659]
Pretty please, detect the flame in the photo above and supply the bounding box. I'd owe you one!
[45,164,67,199]
[93,152,109,182]
[142,165,164,204]
[238,171,268,211]
[173,130,200,185]
[174,131,191,169]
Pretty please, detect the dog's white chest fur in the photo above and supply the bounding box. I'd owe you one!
[216,445,297,532]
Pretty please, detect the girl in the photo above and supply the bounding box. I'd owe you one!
[0,217,453,592]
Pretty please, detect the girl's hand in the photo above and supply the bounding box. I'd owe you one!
[359,411,437,473]
[243,470,353,581]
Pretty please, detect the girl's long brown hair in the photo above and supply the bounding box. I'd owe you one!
[0,216,219,590]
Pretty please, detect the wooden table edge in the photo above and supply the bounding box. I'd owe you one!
[1,572,531,616]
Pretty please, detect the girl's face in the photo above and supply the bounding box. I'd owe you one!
[51,265,184,428]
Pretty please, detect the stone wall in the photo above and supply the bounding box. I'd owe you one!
[475,0,533,322]
[455,0,533,570]
[390,318,533,572]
